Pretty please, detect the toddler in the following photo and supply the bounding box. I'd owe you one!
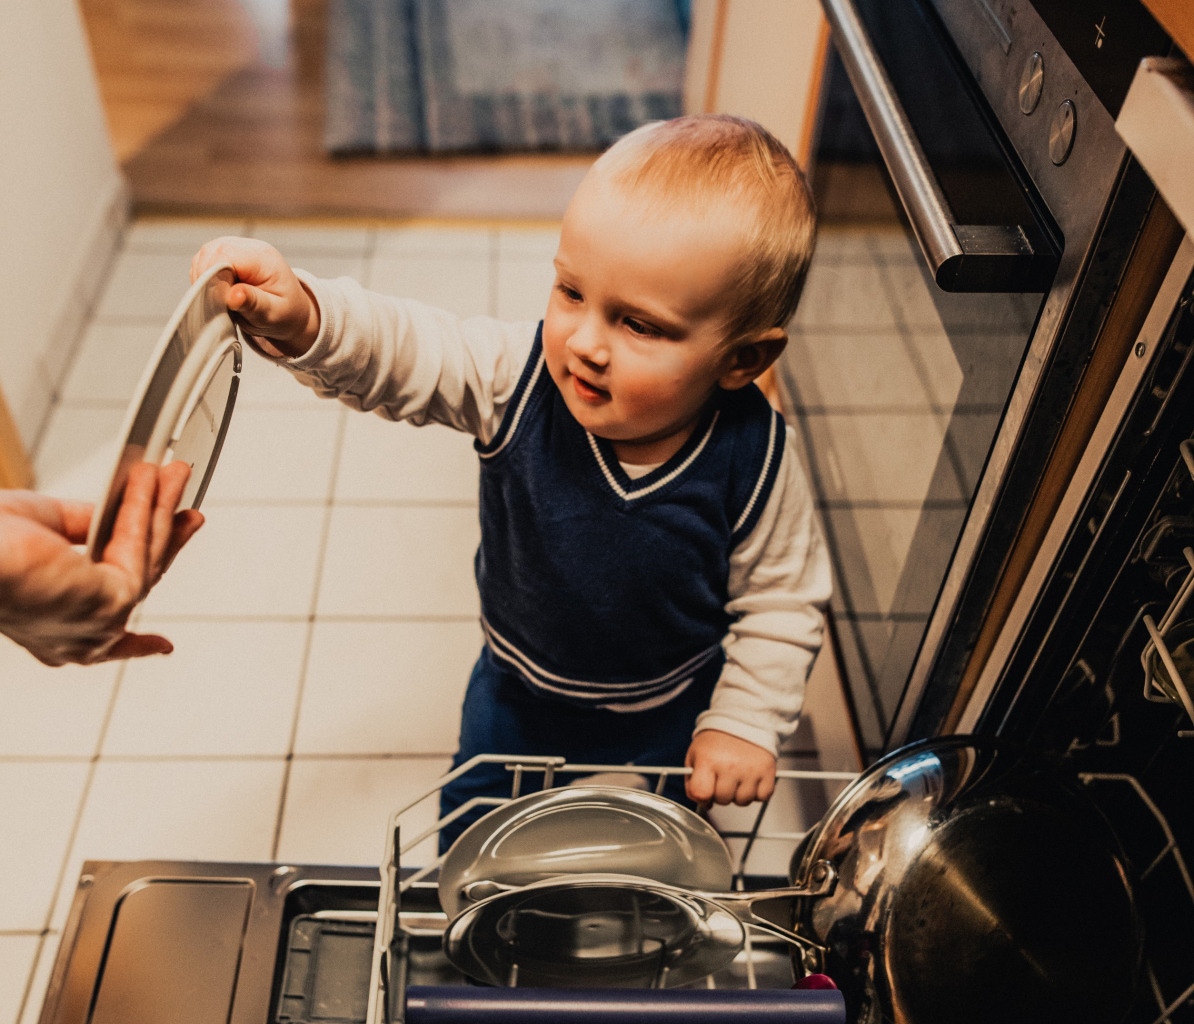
[192,114,831,848]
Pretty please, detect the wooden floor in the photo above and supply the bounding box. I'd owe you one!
[79,0,593,221]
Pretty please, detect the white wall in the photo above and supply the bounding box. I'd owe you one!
[0,0,126,459]
[685,0,828,165]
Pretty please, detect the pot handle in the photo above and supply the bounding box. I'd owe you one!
[695,860,836,973]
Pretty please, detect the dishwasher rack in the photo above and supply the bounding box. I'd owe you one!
[363,754,859,1024]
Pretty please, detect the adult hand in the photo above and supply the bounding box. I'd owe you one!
[685,728,777,807]
[191,236,321,358]
[0,462,204,666]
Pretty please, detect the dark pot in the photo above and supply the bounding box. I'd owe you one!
[787,737,1143,1024]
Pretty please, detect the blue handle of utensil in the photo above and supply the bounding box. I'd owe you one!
[404,985,846,1023]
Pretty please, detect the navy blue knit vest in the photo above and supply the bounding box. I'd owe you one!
[474,327,785,710]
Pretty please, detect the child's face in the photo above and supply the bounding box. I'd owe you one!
[543,173,745,465]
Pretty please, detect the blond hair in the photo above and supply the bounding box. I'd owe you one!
[594,114,816,345]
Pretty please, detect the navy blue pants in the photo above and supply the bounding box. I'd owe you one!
[437,646,721,853]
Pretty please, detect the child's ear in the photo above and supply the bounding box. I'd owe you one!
[719,328,787,390]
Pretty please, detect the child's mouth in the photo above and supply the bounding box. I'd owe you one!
[572,375,610,402]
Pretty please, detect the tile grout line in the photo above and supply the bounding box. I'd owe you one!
[35,644,130,935]
[14,931,52,1024]
[271,402,350,860]
[775,355,882,702]
[24,650,132,1008]
[867,233,972,499]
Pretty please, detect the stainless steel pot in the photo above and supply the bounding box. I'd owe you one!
[443,870,837,989]
[787,737,1143,1024]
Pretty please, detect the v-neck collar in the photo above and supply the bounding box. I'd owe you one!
[585,406,721,502]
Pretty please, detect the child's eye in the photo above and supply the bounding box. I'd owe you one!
[624,317,662,338]
[555,283,582,303]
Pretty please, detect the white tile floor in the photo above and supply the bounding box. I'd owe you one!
[1,217,857,1024]
[777,223,1040,755]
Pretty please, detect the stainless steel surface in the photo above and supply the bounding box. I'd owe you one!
[37,861,382,1024]
[1048,99,1077,164]
[792,0,1150,755]
[788,736,1143,1024]
[443,874,751,989]
[818,0,1055,291]
[1019,51,1045,114]
[442,867,837,988]
[888,0,1141,747]
[437,786,734,920]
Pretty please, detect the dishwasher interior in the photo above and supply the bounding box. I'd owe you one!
[39,757,855,1024]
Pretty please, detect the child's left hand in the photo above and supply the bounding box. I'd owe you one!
[685,729,777,807]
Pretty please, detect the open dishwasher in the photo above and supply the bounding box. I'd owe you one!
[38,755,854,1024]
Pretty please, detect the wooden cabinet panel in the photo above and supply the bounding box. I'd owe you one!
[0,386,34,489]
[1145,0,1194,64]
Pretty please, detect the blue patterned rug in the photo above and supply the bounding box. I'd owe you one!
[324,0,689,154]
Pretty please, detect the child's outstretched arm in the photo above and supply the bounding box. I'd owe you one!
[191,237,321,358]
[685,729,777,807]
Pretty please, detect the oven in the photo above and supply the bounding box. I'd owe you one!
[777,0,1194,1020]
[779,0,1180,760]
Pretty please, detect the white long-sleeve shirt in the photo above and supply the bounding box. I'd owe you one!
[279,272,832,756]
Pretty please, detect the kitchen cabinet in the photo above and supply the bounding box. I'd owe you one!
[1144,0,1194,63]
[0,388,33,488]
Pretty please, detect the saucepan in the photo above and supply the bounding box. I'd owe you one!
[438,737,1144,1024]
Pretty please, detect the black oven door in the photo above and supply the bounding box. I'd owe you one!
[779,0,1161,759]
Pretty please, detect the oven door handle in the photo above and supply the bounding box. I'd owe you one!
[819,0,1056,292]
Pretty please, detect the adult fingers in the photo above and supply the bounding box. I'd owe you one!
[54,499,97,543]
[100,463,158,584]
[0,491,92,541]
[99,631,175,661]
[159,509,205,578]
[147,461,192,577]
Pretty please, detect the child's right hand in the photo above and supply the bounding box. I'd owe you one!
[191,237,321,358]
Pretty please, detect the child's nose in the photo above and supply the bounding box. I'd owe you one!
[567,318,609,366]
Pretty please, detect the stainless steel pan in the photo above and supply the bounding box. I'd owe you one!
[438,786,734,919]
[443,870,837,989]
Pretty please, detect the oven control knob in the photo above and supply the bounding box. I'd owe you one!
[1049,99,1077,164]
[1019,51,1045,114]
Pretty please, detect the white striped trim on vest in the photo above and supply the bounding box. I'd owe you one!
[482,616,721,709]
[586,411,721,501]
[478,353,545,460]
[733,409,779,535]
